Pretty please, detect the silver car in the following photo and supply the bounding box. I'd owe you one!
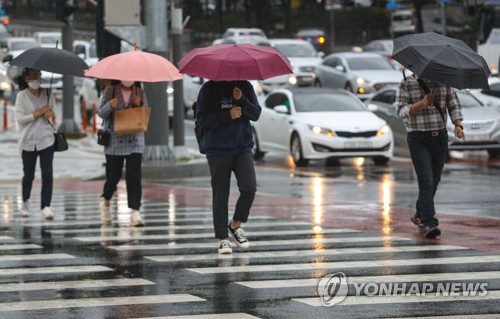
[314,52,403,99]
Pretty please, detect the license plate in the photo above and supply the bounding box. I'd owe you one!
[465,134,489,142]
[344,141,373,148]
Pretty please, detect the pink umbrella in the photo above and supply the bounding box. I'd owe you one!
[84,49,183,82]
[178,43,293,81]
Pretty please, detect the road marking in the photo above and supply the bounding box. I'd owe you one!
[382,315,500,319]
[75,228,359,242]
[236,271,500,289]
[135,314,262,319]
[0,265,112,276]
[0,236,13,240]
[110,236,412,251]
[0,278,155,292]
[293,290,500,306]
[0,253,75,262]
[0,294,206,312]
[187,255,500,274]
[0,244,42,251]
[146,245,468,263]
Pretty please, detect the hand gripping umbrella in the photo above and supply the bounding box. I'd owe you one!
[392,32,490,89]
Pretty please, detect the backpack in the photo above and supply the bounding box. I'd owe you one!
[192,101,206,154]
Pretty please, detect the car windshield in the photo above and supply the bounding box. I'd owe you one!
[89,44,97,58]
[11,41,38,51]
[294,93,367,112]
[275,43,316,57]
[456,90,483,108]
[347,56,394,70]
[41,35,61,45]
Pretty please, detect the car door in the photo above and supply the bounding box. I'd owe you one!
[269,93,293,150]
[322,57,345,89]
[257,93,290,151]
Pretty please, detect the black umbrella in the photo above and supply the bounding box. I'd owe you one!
[392,32,490,89]
[9,47,89,77]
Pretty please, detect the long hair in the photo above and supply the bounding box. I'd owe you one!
[14,67,38,90]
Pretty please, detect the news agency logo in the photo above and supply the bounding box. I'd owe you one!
[318,272,489,307]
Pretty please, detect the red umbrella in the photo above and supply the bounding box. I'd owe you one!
[178,44,293,81]
[84,49,183,82]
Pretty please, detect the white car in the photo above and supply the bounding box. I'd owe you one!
[212,27,267,45]
[32,31,61,49]
[468,77,500,110]
[256,39,323,93]
[252,87,394,166]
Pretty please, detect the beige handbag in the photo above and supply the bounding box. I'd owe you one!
[114,106,151,136]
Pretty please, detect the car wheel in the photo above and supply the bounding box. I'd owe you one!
[252,128,265,160]
[345,83,354,92]
[373,156,390,165]
[314,79,322,87]
[325,157,341,166]
[290,133,309,167]
[487,149,500,159]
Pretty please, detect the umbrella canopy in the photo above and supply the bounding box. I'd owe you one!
[178,43,293,81]
[9,47,89,77]
[392,32,490,89]
[84,50,183,82]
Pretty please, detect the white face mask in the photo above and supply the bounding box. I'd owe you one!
[27,80,41,90]
[121,80,134,88]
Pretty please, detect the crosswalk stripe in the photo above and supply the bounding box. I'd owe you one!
[0,265,112,276]
[75,228,359,242]
[236,271,500,289]
[135,314,262,319]
[293,290,500,306]
[187,255,500,274]
[0,278,155,292]
[0,253,75,262]
[0,236,13,240]
[0,244,42,251]
[110,236,413,251]
[383,315,500,319]
[0,294,206,311]
[49,221,311,235]
[145,245,468,263]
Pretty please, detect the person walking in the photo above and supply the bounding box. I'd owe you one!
[14,67,56,220]
[97,80,146,227]
[196,80,261,254]
[395,75,464,238]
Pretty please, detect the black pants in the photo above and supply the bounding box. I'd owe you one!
[101,153,142,210]
[22,145,54,209]
[207,152,257,239]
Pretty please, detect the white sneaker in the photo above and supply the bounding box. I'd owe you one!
[218,239,233,254]
[130,210,144,227]
[99,202,112,225]
[21,201,30,217]
[41,207,54,220]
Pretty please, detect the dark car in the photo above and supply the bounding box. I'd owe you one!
[296,27,329,53]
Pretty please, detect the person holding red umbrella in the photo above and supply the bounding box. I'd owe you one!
[196,80,261,254]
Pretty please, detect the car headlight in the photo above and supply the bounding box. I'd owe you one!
[377,124,390,137]
[308,125,335,137]
[288,75,298,85]
[166,87,174,95]
[356,76,369,85]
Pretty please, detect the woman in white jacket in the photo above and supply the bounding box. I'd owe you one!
[15,68,56,219]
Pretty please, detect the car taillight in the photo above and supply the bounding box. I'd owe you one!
[389,55,394,61]
[297,37,303,41]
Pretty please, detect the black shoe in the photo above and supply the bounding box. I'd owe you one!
[228,223,250,249]
[422,225,441,238]
[410,215,420,226]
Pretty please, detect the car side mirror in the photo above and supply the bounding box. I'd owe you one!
[2,54,12,63]
[274,105,289,114]
[335,65,345,72]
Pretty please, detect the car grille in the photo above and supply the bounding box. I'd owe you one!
[298,66,315,72]
[335,131,377,138]
[373,83,399,91]
[312,142,391,152]
[464,121,495,132]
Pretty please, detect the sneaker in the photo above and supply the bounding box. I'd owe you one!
[411,215,426,233]
[99,202,112,226]
[228,223,250,249]
[41,207,54,220]
[130,210,145,227]
[21,201,30,217]
[218,239,232,254]
[422,225,441,239]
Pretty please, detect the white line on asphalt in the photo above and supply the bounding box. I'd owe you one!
[0,253,75,262]
[0,244,42,251]
[110,236,412,251]
[293,290,500,306]
[0,278,155,292]
[236,271,500,289]
[0,236,13,240]
[75,228,359,242]
[187,255,500,274]
[0,265,112,276]
[382,315,500,319]
[0,294,206,312]
[145,245,468,263]
[135,314,262,319]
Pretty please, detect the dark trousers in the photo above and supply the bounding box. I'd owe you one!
[207,152,257,239]
[102,153,142,210]
[407,130,448,227]
[22,145,54,209]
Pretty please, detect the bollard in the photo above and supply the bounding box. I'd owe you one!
[92,103,97,133]
[81,98,88,131]
[3,99,7,131]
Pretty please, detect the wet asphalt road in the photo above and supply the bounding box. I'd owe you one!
[1,151,500,319]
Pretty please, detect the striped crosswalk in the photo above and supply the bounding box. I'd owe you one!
[1,187,499,318]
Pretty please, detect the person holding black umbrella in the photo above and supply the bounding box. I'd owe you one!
[394,75,464,238]
[14,67,56,220]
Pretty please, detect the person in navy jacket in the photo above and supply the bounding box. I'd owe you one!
[196,80,262,254]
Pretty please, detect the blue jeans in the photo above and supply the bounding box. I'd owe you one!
[407,130,448,227]
[22,145,54,209]
[207,152,257,239]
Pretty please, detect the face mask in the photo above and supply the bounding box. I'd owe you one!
[27,80,41,90]
[121,81,134,88]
